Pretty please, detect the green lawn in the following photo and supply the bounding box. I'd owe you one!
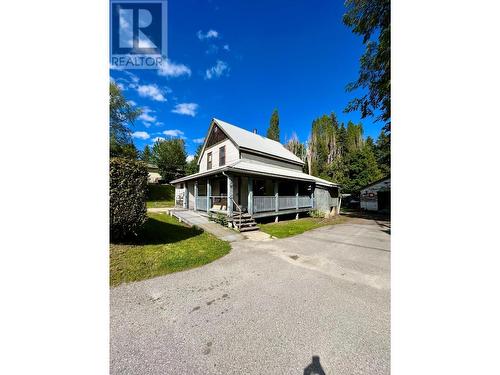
[146,200,174,208]
[258,216,347,238]
[110,213,231,286]
[146,184,174,208]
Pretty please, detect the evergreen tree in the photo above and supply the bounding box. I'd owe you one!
[266,109,280,142]
[141,145,153,163]
[375,129,391,176]
[341,143,382,192]
[152,138,187,182]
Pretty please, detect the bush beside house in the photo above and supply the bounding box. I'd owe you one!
[110,158,148,242]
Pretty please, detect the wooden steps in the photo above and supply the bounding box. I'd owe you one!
[232,212,259,232]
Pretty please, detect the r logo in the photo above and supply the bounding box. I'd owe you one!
[110,0,168,69]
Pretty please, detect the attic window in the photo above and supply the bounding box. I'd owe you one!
[207,152,212,170]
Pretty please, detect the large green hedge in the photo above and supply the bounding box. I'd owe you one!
[110,158,148,242]
[147,184,174,201]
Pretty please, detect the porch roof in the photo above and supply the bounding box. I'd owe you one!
[170,159,338,188]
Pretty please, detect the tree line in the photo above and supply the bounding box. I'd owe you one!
[110,0,390,193]
[110,83,388,193]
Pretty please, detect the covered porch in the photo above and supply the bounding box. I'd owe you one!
[178,172,340,220]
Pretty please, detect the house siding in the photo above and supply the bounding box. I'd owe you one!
[199,139,238,173]
[188,182,195,208]
[314,186,339,217]
[240,151,303,171]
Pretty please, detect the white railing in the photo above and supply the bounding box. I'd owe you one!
[279,196,297,210]
[195,196,207,211]
[298,195,313,208]
[253,195,313,213]
[253,196,276,213]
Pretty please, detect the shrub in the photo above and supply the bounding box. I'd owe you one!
[308,209,325,218]
[147,184,174,201]
[208,212,228,227]
[110,158,148,242]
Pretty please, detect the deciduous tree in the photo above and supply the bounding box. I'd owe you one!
[110,82,142,158]
[343,0,391,130]
[152,138,187,182]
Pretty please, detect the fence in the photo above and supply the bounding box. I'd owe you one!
[254,195,313,213]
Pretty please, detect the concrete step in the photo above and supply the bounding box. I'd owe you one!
[239,226,260,232]
[239,222,257,228]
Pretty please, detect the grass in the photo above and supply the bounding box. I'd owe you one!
[258,215,347,239]
[110,212,231,286]
[146,200,174,208]
[146,184,174,208]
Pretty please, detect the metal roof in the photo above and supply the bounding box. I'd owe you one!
[212,118,305,165]
[170,159,338,188]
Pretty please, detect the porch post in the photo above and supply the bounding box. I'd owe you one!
[183,183,188,209]
[248,177,253,215]
[194,181,198,211]
[206,178,211,212]
[274,180,279,213]
[227,174,233,217]
[311,185,315,208]
[295,182,299,209]
[295,182,299,220]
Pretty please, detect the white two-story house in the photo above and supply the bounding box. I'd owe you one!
[171,118,340,229]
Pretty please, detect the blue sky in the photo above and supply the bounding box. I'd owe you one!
[110,0,384,158]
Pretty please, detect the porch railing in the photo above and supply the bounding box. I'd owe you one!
[253,195,313,213]
[195,196,207,211]
[278,196,297,210]
[253,196,276,213]
[298,195,313,208]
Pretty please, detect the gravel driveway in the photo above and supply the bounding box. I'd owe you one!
[110,218,390,375]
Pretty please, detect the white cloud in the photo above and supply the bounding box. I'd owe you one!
[132,131,150,140]
[205,60,230,79]
[171,103,199,117]
[223,44,230,51]
[124,71,140,83]
[163,129,185,137]
[158,59,191,78]
[127,100,136,106]
[186,155,195,162]
[193,137,205,144]
[197,29,219,40]
[135,84,167,101]
[138,107,157,123]
[206,44,219,54]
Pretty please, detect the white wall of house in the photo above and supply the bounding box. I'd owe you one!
[240,151,303,171]
[188,182,195,209]
[199,139,239,173]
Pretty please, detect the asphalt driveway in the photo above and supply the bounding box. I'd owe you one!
[110,218,390,375]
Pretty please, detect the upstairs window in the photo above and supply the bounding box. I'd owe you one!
[219,146,226,166]
[207,152,212,170]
